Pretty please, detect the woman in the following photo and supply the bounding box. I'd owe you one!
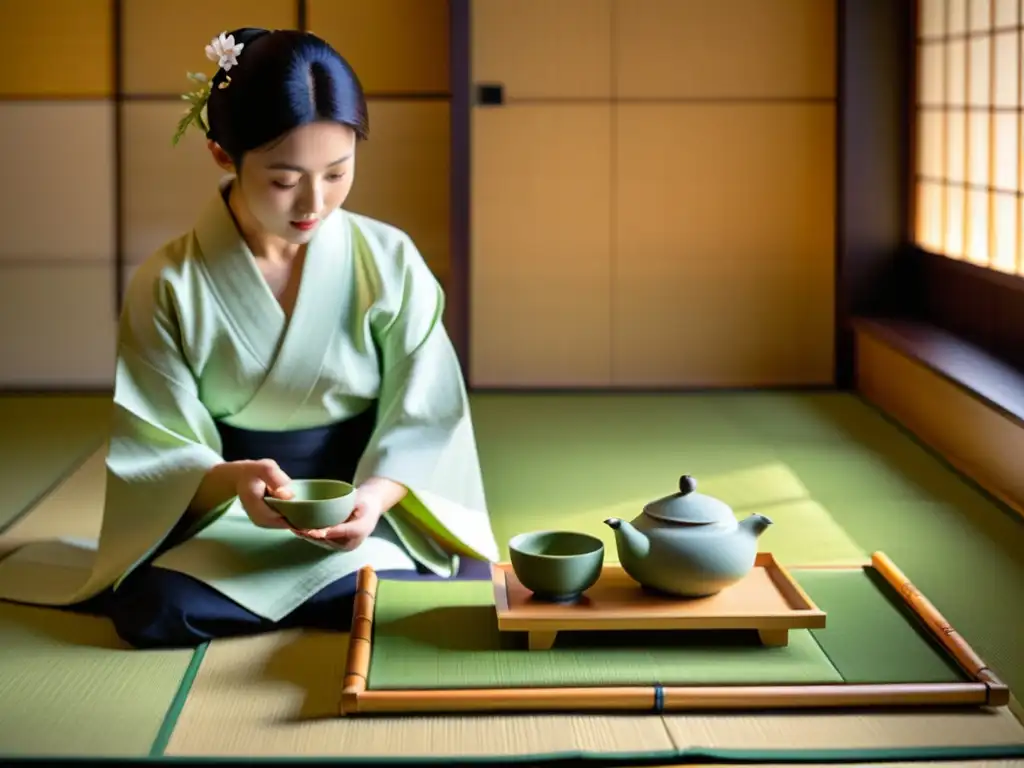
[0,28,499,648]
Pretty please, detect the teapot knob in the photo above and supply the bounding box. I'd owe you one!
[679,475,697,495]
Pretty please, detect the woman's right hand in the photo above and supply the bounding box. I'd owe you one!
[232,459,295,529]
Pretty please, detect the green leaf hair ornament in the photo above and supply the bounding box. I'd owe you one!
[172,32,245,146]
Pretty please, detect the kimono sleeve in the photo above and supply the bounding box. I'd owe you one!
[355,234,500,565]
[0,258,229,606]
[100,264,228,583]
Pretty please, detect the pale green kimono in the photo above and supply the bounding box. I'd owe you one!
[0,188,500,621]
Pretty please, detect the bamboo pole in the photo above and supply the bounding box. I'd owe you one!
[348,682,989,715]
[871,551,1010,706]
[338,555,1011,716]
[340,566,378,715]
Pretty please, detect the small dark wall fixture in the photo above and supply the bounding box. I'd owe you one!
[475,83,505,106]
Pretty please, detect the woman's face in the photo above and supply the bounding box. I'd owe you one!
[210,121,357,246]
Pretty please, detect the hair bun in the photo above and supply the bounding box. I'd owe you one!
[227,27,273,45]
[201,29,369,159]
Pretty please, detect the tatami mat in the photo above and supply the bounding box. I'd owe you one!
[1,392,1023,763]
[660,709,1024,755]
[2,446,107,542]
[0,603,194,757]
[739,763,1024,768]
[165,625,1024,761]
[474,392,1024,699]
[165,629,677,760]
[0,445,196,758]
[0,394,110,531]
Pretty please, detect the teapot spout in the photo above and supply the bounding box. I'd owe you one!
[739,513,773,538]
[604,517,651,559]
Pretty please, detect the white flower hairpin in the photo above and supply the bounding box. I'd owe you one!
[172,32,246,146]
[206,32,244,71]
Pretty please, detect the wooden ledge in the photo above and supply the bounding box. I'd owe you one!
[852,317,1024,429]
[852,316,1024,521]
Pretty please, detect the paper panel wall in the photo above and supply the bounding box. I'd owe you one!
[470,105,613,387]
[0,103,115,263]
[121,0,297,95]
[613,103,836,387]
[307,0,450,94]
[0,0,113,97]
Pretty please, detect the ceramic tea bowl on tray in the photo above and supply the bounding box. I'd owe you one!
[264,479,356,530]
[508,530,605,603]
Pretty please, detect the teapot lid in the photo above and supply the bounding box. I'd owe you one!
[643,475,734,524]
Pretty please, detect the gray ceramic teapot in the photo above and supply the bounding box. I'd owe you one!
[604,475,773,597]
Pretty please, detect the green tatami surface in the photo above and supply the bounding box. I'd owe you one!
[0,390,1022,758]
[796,567,967,684]
[0,602,194,757]
[0,394,111,532]
[368,578,840,690]
[473,392,1024,701]
[366,564,964,690]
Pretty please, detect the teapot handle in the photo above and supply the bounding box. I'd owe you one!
[679,475,697,495]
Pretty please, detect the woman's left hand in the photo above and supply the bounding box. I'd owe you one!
[292,478,407,551]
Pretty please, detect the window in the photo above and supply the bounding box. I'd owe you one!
[914,0,1023,275]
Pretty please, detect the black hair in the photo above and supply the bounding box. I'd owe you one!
[205,28,369,164]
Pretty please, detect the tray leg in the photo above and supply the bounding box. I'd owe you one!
[528,630,558,650]
[757,629,789,647]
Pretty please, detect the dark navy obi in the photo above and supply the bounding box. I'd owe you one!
[214,403,378,483]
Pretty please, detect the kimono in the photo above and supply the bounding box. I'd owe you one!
[0,185,500,625]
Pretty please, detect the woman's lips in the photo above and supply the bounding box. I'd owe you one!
[290,219,318,231]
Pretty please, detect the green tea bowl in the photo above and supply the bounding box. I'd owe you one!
[508,530,605,603]
[264,479,356,531]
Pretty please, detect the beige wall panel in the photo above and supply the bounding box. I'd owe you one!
[0,104,114,261]
[613,104,835,387]
[122,102,226,264]
[472,0,612,99]
[856,332,1024,521]
[0,0,113,97]
[0,264,116,388]
[345,101,451,285]
[122,0,297,94]
[308,0,449,94]
[615,0,836,99]
[470,105,612,387]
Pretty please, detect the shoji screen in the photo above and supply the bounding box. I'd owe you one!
[915,0,1023,275]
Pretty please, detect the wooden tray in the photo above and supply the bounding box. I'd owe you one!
[492,552,826,650]
[339,552,1011,716]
